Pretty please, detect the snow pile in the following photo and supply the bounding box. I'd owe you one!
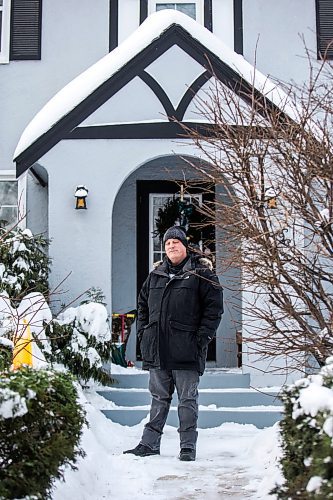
[244,422,283,497]
[57,303,111,343]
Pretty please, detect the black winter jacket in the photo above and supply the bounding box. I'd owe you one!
[137,253,223,375]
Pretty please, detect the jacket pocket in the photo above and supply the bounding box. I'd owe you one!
[140,321,157,363]
[169,320,197,363]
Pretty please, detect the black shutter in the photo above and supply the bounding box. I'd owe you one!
[316,0,333,59]
[10,0,42,60]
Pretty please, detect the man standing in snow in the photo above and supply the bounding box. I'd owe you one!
[124,226,223,461]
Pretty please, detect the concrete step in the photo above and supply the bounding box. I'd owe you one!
[97,388,282,407]
[111,371,250,389]
[101,406,283,429]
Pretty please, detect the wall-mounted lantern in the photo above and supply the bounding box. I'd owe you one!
[75,185,88,210]
[265,187,277,209]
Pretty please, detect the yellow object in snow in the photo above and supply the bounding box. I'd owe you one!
[12,319,33,369]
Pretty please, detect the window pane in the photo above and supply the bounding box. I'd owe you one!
[0,207,18,229]
[0,1,3,7]
[0,181,18,205]
[176,4,196,19]
[156,4,176,11]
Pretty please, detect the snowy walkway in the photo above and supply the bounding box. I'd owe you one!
[52,389,282,500]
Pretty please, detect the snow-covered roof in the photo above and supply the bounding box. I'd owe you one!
[14,9,298,165]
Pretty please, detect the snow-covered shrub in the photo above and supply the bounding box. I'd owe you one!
[275,358,333,499]
[0,227,49,303]
[0,367,86,500]
[45,302,114,385]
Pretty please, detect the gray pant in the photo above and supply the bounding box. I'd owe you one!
[140,369,199,452]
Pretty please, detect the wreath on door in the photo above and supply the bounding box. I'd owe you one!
[153,196,203,246]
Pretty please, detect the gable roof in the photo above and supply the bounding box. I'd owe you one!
[14,10,297,176]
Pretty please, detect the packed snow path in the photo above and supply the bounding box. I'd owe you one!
[52,389,282,500]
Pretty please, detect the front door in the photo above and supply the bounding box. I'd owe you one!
[136,180,216,363]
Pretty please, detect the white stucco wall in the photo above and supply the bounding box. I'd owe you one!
[243,0,317,83]
[0,0,109,171]
[118,0,140,44]
[212,0,234,49]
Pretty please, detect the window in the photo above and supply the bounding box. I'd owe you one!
[0,179,18,229]
[0,0,11,63]
[149,193,202,269]
[316,0,333,59]
[151,1,203,24]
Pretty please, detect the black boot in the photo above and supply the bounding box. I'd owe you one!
[179,448,196,461]
[123,444,160,457]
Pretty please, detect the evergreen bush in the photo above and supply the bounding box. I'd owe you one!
[0,367,86,499]
[275,358,333,499]
[0,228,49,304]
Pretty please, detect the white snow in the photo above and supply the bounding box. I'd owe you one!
[110,362,146,374]
[306,476,323,493]
[14,10,299,160]
[0,336,14,349]
[0,387,28,419]
[57,302,111,343]
[52,387,283,500]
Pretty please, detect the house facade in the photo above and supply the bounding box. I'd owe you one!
[1,0,331,385]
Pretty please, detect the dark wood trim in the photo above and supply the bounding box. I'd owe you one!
[66,122,216,139]
[109,0,118,51]
[204,0,213,31]
[66,123,272,140]
[316,0,321,59]
[233,0,243,55]
[140,0,148,24]
[16,24,290,176]
[175,70,210,120]
[139,71,175,119]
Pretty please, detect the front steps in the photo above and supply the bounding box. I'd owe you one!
[99,371,283,429]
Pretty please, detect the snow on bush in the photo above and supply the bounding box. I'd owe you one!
[45,301,113,385]
[275,357,333,499]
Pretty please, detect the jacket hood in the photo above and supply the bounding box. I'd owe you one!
[153,252,213,273]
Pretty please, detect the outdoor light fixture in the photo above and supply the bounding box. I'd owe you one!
[265,187,277,209]
[75,185,88,209]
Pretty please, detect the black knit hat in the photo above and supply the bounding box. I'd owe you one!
[163,226,188,247]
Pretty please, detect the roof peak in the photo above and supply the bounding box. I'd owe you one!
[14,9,296,172]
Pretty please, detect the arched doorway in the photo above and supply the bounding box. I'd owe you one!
[111,155,241,368]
